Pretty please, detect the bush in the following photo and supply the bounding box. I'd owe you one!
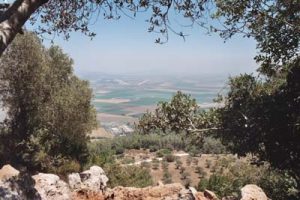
[156,149,172,158]
[181,172,190,180]
[195,166,207,178]
[183,178,192,188]
[188,146,201,157]
[186,156,192,166]
[198,175,234,198]
[205,159,212,168]
[179,167,186,174]
[259,170,299,200]
[192,158,199,166]
[162,170,172,184]
[164,154,176,162]
[162,161,169,170]
[197,157,299,200]
[201,137,227,154]
[149,145,159,152]
[121,157,135,164]
[141,161,151,169]
[175,159,183,169]
[104,164,153,188]
[48,159,81,176]
[152,163,159,170]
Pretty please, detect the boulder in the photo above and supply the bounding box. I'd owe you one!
[104,183,194,200]
[204,189,219,200]
[68,165,108,192]
[72,189,105,200]
[32,173,71,200]
[0,165,19,180]
[240,185,268,200]
[194,192,210,200]
[0,165,39,200]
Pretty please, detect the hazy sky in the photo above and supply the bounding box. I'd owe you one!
[27,6,258,77]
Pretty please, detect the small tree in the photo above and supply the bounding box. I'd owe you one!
[195,166,207,178]
[137,91,200,135]
[180,167,186,174]
[162,170,172,184]
[175,159,183,169]
[193,158,199,166]
[181,171,191,180]
[186,156,192,166]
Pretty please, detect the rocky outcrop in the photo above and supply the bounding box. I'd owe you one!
[240,185,268,200]
[104,183,195,200]
[204,189,219,200]
[0,164,268,200]
[0,165,19,180]
[32,173,71,200]
[0,165,40,200]
[69,166,108,192]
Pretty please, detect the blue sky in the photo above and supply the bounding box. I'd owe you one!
[22,2,259,77]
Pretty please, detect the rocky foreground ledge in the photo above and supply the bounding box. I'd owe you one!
[0,164,268,200]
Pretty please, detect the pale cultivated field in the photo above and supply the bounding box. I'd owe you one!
[89,127,114,139]
[97,113,138,124]
[93,98,131,104]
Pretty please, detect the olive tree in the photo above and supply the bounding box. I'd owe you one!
[0,32,97,172]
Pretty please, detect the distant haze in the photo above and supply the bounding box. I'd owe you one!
[39,13,258,77]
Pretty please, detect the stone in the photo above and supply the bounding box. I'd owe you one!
[68,165,108,192]
[240,185,268,200]
[195,192,210,200]
[0,165,19,181]
[32,173,71,200]
[0,165,39,200]
[204,189,219,200]
[68,173,82,190]
[104,183,194,200]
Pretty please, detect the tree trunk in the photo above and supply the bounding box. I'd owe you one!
[0,0,48,56]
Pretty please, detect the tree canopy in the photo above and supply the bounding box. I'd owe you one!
[216,59,300,184]
[0,32,97,173]
[0,0,299,74]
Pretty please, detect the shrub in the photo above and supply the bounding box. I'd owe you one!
[49,159,81,176]
[141,161,151,169]
[198,178,209,191]
[152,161,159,170]
[175,159,183,169]
[259,170,299,200]
[162,170,172,184]
[186,156,192,166]
[121,157,135,164]
[162,161,169,170]
[179,167,186,174]
[197,157,299,200]
[164,154,176,162]
[205,159,212,168]
[181,172,190,180]
[149,145,159,152]
[192,158,199,166]
[104,164,153,188]
[198,174,233,198]
[201,137,227,154]
[183,178,192,188]
[156,149,172,158]
[188,146,201,157]
[195,166,207,178]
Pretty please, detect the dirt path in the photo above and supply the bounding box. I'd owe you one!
[125,153,189,166]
